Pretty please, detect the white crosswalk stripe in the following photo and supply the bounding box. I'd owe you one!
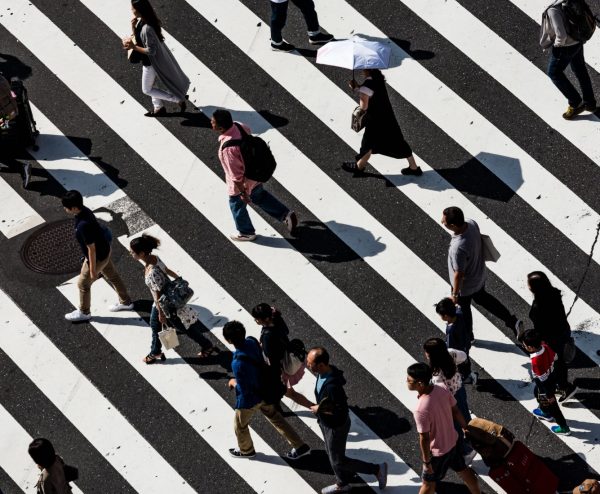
[0,0,598,492]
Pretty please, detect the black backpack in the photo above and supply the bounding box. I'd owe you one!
[221,123,277,182]
[561,0,598,42]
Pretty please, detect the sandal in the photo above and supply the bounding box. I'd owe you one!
[143,353,166,364]
[197,346,220,359]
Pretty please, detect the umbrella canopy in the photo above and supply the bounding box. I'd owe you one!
[316,35,391,70]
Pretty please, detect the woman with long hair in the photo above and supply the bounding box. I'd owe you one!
[343,68,421,176]
[424,337,476,464]
[252,303,314,408]
[122,0,190,116]
[129,234,216,363]
[527,271,576,401]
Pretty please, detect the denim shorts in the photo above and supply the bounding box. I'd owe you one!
[422,446,467,483]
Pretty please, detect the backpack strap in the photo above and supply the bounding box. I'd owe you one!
[220,122,248,151]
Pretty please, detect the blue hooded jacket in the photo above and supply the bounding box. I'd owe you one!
[231,337,263,409]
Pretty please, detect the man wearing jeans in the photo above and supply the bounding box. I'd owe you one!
[540,0,597,119]
[212,109,297,241]
[442,206,522,342]
[269,0,333,52]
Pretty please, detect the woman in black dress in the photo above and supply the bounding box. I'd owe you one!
[342,69,421,176]
[527,271,577,401]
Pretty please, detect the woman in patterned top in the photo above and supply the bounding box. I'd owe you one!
[130,234,216,363]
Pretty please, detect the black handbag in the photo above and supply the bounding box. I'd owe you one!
[351,105,367,132]
[64,464,79,482]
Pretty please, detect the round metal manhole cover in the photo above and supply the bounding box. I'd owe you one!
[21,219,82,275]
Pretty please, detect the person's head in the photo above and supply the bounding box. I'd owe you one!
[441,206,465,233]
[61,190,84,214]
[406,362,432,392]
[521,329,543,353]
[306,346,330,374]
[223,320,246,348]
[423,337,456,379]
[131,0,164,41]
[435,297,457,322]
[129,234,160,261]
[527,271,553,295]
[211,109,233,133]
[28,438,56,470]
[251,303,276,327]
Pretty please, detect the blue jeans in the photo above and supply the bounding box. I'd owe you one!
[149,304,213,355]
[149,304,164,355]
[270,0,320,44]
[229,184,289,235]
[547,43,596,107]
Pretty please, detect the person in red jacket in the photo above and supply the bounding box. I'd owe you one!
[521,329,570,435]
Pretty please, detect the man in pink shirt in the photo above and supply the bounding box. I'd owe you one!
[407,363,480,494]
[211,109,297,241]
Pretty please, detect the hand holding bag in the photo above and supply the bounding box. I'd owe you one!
[158,324,180,350]
[351,105,367,132]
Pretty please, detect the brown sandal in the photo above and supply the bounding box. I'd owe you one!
[197,347,219,359]
[143,353,166,364]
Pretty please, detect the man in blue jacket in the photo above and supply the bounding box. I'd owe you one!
[307,347,387,493]
[224,321,310,459]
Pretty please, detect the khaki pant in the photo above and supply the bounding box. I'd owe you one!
[234,402,304,454]
[78,253,131,313]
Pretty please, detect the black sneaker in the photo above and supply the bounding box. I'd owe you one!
[271,41,295,52]
[563,103,585,120]
[342,161,365,175]
[286,444,311,460]
[558,383,578,403]
[229,448,256,458]
[401,166,423,176]
[309,32,334,45]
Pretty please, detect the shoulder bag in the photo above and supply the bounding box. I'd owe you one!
[158,324,180,350]
[481,234,501,262]
[351,105,367,132]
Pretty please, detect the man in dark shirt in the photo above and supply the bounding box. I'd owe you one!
[62,190,133,322]
[306,347,387,493]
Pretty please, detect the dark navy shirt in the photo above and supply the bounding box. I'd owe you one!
[74,207,110,261]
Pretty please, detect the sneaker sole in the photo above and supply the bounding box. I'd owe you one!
[534,414,555,422]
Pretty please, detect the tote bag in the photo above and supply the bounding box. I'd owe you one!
[481,234,501,262]
[158,325,180,350]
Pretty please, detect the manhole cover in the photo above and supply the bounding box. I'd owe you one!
[21,219,82,275]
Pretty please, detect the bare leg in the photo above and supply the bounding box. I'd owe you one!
[457,467,481,494]
[419,480,436,494]
[356,150,372,170]
[406,154,418,170]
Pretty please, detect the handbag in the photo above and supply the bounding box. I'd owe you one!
[127,34,142,64]
[481,234,501,262]
[351,105,367,132]
[158,276,194,317]
[158,324,180,350]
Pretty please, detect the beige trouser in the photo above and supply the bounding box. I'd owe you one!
[234,402,304,454]
[78,253,131,313]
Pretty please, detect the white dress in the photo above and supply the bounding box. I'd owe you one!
[144,257,198,329]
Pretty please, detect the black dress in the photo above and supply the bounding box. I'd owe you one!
[357,76,412,160]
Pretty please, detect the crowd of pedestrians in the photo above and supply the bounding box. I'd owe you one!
[29,0,599,491]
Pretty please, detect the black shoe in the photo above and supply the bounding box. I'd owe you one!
[558,383,578,403]
[229,448,256,458]
[144,107,167,117]
[286,444,311,460]
[401,166,423,176]
[584,102,597,112]
[309,32,334,45]
[342,161,365,175]
[271,41,295,52]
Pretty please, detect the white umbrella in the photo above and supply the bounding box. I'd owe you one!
[316,35,391,70]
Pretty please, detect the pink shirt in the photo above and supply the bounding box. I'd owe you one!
[217,122,260,197]
[413,385,458,457]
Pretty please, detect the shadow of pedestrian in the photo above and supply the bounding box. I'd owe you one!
[197,106,290,133]
[349,405,411,439]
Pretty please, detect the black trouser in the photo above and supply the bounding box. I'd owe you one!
[547,43,596,107]
[458,285,517,341]
[535,377,567,428]
[270,0,320,44]
[320,416,379,485]
[546,337,570,391]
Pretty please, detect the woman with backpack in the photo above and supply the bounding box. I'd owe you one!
[129,234,216,363]
[527,271,576,401]
[424,337,476,465]
[122,0,189,116]
[28,438,74,494]
[252,303,313,407]
[342,68,422,176]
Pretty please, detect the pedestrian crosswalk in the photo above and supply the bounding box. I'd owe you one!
[0,0,599,492]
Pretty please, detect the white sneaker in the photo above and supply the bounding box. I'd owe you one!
[230,233,257,242]
[463,449,477,466]
[65,309,92,322]
[108,302,135,312]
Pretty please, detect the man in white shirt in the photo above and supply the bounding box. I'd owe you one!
[540,0,596,119]
[270,0,333,52]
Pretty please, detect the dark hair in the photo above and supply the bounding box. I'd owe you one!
[435,298,457,317]
[251,303,276,320]
[521,328,542,349]
[407,362,432,384]
[132,0,164,41]
[28,438,56,469]
[61,190,84,209]
[223,321,246,347]
[365,68,385,82]
[527,271,554,295]
[443,206,465,227]
[130,234,160,255]
[212,109,233,130]
[423,338,456,380]
[309,346,330,366]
